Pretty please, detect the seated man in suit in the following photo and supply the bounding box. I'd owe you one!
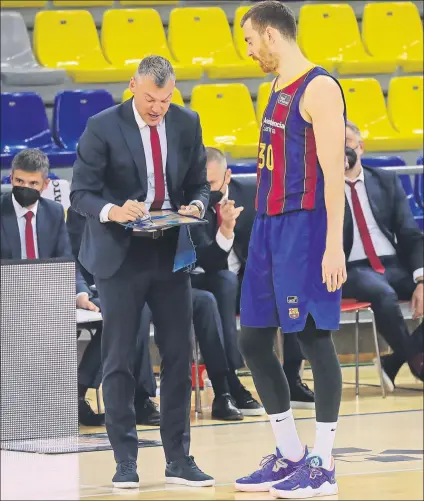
[67,206,160,426]
[0,148,105,426]
[343,120,423,389]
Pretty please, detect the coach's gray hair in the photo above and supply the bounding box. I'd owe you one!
[206,147,226,166]
[11,148,49,179]
[346,119,361,137]
[136,56,175,88]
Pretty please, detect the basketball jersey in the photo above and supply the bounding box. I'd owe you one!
[256,66,346,216]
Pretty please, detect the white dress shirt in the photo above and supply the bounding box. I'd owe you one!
[12,194,39,259]
[345,169,423,282]
[100,100,203,222]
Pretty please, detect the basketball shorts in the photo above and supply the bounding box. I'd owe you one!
[240,206,342,333]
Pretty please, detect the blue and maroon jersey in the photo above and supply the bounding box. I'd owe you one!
[256,66,346,216]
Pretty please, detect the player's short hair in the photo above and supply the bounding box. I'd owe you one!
[206,147,227,167]
[346,120,362,137]
[240,1,297,41]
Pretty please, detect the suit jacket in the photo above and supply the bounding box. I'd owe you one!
[191,175,257,274]
[0,192,90,295]
[70,99,209,279]
[344,166,423,274]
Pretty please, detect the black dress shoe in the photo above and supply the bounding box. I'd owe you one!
[289,380,315,409]
[135,398,160,426]
[165,455,215,487]
[211,393,243,421]
[232,387,265,416]
[78,398,105,426]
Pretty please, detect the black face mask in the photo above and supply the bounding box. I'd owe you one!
[12,186,41,208]
[345,147,358,170]
[209,190,224,207]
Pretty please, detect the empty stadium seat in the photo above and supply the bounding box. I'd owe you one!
[122,86,184,106]
[415,156,423,209]
[339,78,418,151]
[33,10,130,83]
[191,84,259,158]
[361,155,406,168]
[0,1,46,7]
[52,0,113,6]
[297,4,396,75]
[256,81,272,124]
[387,76,423,149]
[1,92,74,168]
[1,12,66,86]
[168,7,264,79]
[53,90,115,152]
[101,9,202,81]
[119,0,178,4]
[362,2,423,72]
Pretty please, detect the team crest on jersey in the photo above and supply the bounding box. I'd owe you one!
[277,92,292,106]
[289,308,299,319]
[287,296,298,304]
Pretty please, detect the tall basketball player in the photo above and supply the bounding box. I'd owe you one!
[234,2,346,498]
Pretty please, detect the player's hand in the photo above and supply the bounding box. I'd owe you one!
[76,293,100,313]
[220,200,244,230]
[179,204,201,218]
[411,283,423,319]
[109,200,148,223]
[322,246,347,292]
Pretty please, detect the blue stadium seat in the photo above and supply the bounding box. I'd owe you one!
[361,155,406,168]
[415,156,423,209]
[53,90,115,152]
[229,162,256,175]
[1,92,74,168]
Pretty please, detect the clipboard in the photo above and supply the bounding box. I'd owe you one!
[120,209,208,235]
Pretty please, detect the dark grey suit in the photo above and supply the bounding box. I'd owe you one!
[70,99,209,464]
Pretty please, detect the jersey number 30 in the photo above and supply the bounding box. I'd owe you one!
[258,143,274,171]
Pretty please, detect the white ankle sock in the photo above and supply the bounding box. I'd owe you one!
[268,409,304,461]
[311,421,337,470]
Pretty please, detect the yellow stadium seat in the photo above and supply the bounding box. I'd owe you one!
[120,1,178,4]
[168,7,264,79]
[387,76,423,149]
[53,1,113,6]
[362,2,423,72]
[0,0,46,6]
[339,78,418,152]
[256,81,273,124]
[298,4,396,75]
[122,86,185,106]
[101,9,202,81]
[33,10,130,83]
[191,84,259,158]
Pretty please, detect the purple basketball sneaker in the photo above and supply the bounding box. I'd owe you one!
[270,455,338,498]
[234,447,307,492]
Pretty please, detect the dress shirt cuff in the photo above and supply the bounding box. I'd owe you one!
[413,268,424,283]
[216,228,234,252]
[190,200,205,218]
[99,203,115,223]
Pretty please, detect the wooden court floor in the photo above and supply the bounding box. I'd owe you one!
[1,365,423,500]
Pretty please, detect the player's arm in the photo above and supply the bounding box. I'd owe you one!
[303,75,347,292]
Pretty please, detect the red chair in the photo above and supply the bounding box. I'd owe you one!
[340,299,385,398]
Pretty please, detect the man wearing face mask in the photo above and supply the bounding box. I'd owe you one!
[0,148,105,426]
[343,120,423,388]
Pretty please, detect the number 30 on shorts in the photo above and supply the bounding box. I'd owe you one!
[258,143,274,171]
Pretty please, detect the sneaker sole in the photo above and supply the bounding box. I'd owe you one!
[373,358,395,393]
[290,401,315,410]
[112,481,139,489]
[165,477,215,487]
[234,480,281,492]
[270,481,338,498]
[239,408,266,417]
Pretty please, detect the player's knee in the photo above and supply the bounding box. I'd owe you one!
[238,326,274,362]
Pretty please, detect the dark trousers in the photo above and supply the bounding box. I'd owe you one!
[95,234,193,464]
[343,256,422,362]
[191,270,244,371]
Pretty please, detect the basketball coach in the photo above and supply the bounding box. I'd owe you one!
[70,56,213,489]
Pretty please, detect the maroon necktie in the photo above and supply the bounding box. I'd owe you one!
[215,203,222,228]
[149,125,165,210]
[346,181,385,274]
[24,211,36,259]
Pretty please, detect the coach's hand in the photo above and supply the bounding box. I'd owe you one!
[220,200,244,239]
[76,292,100,313]
[109,200,148,223]
[322,246,347,292]
[411,282,423,319]
[179,204,201,218]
